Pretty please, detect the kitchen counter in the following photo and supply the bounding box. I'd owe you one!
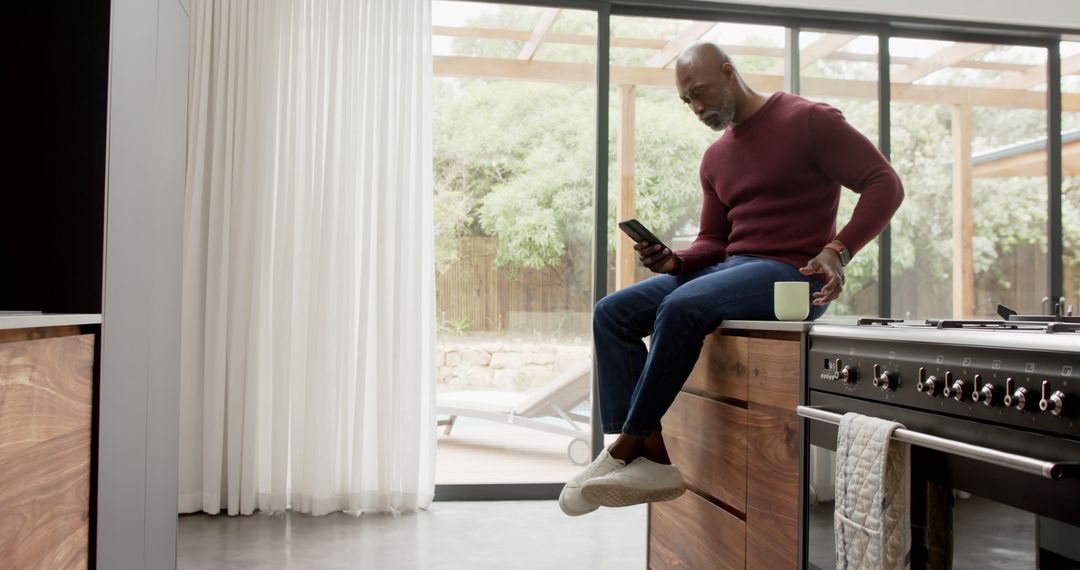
[0,313,102,330]
[720,317,860,333]
[649,327,809,569]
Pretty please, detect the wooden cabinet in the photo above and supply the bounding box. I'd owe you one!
[0,325,96,569]
[651,488,747,570]
[649,329,802,570]
[665,391,748,512]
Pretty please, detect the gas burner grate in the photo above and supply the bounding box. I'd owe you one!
[928,319,1080,334]
[856,318,905,326]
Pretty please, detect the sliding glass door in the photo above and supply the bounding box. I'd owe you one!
[432,1,598,486]
[797,29,882,316]
[888,38,1049,319]
[429,0,1075,498]
[606,16,791,294]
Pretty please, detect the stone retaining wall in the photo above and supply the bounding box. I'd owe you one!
[437,341,591,391]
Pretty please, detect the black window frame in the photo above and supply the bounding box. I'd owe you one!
[431,0,1071,503]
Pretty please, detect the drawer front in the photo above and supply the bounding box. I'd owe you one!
[745,337,801,568]
[663,391,747,513]
[745,408,800,569]
[0,334,94,569]
[747,337,800,411]
[685,333,747,401]
[650,490,746,570]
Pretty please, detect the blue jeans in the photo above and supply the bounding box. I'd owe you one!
[593,255,828,437]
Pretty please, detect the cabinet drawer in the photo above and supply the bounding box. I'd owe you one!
[685,333,747,401]
[650,489,746,570]
[0,334,94,569]
[748,337,800,411]
[662,391,747,513]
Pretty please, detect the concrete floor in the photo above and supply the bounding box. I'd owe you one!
[178,501,648,570]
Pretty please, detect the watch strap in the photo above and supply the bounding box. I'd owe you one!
[824,242,850,266]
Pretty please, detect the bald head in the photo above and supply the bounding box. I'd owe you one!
[675,42,732,72]
[675,42,741,131]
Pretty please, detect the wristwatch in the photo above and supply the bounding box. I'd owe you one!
[824,242,851,266]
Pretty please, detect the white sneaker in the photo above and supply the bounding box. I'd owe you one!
[558,449,625,517]
[580,457,686,507]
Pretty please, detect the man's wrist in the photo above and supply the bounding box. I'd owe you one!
[823,240,851,266]
[670,253,682,274]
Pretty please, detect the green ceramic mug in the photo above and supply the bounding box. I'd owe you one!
[774,281,810,321]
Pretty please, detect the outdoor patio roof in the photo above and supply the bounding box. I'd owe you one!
[433,12,1080,111]
[973,130,1080,178]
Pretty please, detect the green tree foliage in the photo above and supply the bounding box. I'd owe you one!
[434,10,721,277]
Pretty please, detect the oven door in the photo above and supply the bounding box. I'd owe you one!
[801,393,1080,570]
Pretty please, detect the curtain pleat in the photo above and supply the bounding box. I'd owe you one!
[179,0,435,516]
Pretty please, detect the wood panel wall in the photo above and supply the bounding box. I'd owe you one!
[0,332,95,569]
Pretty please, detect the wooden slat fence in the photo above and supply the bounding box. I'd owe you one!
[436,237,593,332]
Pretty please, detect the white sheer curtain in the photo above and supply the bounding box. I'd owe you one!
[179,0,435,516]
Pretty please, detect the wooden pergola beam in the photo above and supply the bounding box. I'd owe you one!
[952,104,975,319]
[434,26,1052,75]
[802,34,857,67]
[615,85,637,291]
[770,33,856,73]
[892,43,992,83]
[433,55,1080,111]
[995,53,1080,90]
[433,25,668,49]
[646,21,717,68]
[517,8,561,62]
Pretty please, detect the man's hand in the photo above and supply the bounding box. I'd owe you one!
[799,249,845,306]
[635,242,680,274]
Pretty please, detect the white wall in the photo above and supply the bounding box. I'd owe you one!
[99,0,188,567]
[708,0,1080,32]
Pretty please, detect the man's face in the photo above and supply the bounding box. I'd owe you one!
[676,65,735,132]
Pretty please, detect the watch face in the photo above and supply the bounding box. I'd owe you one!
[839,248,851,266]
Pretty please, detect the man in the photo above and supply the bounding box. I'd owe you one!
[559,42,903,516]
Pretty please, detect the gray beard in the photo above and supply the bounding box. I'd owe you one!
[699,108,734,132]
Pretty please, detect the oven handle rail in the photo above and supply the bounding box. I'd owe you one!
[795,405,1080,480]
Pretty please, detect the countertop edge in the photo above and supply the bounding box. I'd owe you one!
[719,318,860,332]
[0,314,103,331]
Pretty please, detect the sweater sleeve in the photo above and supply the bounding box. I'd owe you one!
[674,167,730,274]
[808,104,904,257]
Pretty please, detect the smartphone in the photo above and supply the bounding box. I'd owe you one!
[618,218,669,251]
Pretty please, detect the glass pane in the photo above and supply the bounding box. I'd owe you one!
[1063,41,1080,312]
[606,17,789,293]
[432,2,596,484]
[800,31,880,317]
[889,38,1048,319]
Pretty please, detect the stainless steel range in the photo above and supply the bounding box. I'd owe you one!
[799,312,1080,569]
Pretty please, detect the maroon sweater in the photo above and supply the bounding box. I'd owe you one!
[675,92,903,275]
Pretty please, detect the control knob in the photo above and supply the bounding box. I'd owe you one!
[1004,378,1032,412]
[872,364,898,392]
[943,372,969,402]
[971,375,998,406]
[838,362,858,384]
[1039,381,1070,417]
[915,367,940,397]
